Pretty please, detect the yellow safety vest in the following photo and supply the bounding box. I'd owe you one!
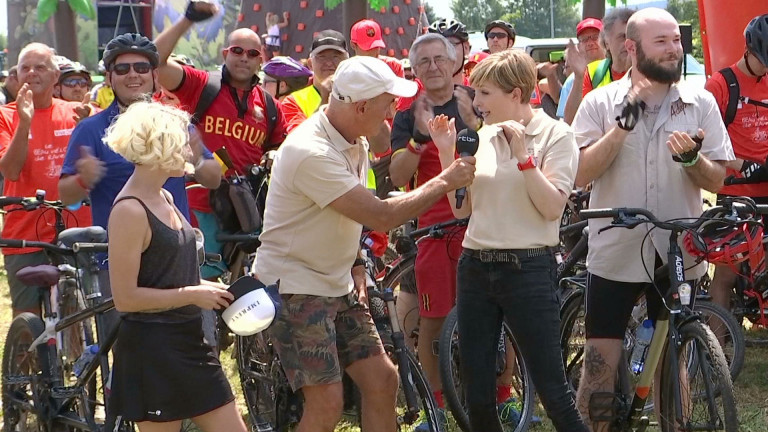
[587,58,613,90]
[290,85,377,193]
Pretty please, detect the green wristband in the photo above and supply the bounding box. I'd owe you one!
[681,153,700,168]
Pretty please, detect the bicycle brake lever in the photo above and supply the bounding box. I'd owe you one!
[596,217,645,234]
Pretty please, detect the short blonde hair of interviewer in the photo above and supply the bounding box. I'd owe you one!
[103,101,191,172]
[469,49,536,104]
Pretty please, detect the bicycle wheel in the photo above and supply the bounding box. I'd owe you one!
[439,307,534,432]
[559,289,586,394]
[2,313,55,432]
[658,320,738,432]
[236,332,301,432]
[693,300,745,382]
[380,256,419,348]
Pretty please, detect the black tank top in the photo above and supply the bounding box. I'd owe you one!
[114,196,201,323]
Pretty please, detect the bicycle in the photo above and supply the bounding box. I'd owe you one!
[575,203,743,432]
[235,233,444,431]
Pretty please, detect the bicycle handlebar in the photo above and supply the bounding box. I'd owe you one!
[71,243,109,254]
[408,218,469,240]
[0,238,74,255]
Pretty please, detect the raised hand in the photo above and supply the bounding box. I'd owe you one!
[454,86,481,130]
[412,96,434,137]
[427,114,456,155]
[73,92,92,124]
[76,146,107,187]
[500,121,528,161]
[15,83,34,125]
[564,39,588,77]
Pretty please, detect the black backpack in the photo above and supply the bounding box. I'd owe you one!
[719,67,768,127]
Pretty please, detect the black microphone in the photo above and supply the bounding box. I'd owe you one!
[455,128,479,209]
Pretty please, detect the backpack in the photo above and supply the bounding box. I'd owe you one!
[719,67,768,128]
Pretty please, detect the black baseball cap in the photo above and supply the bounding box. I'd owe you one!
[310,30,348,57]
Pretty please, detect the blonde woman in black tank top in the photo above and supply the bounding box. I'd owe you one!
[104,101,247,432]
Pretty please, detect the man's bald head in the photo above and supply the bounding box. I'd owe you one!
[223,28,263,86]
[18,43,57,70]
[227,28,262,48]
[626,8,679,42]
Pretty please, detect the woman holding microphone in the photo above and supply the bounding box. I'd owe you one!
[428,49,587,431]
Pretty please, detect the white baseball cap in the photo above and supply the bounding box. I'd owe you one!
[332,56,418,103]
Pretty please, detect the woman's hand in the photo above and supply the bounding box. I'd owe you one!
[500,121,528,161]
[183,283,234,310]
[427,114,457,155]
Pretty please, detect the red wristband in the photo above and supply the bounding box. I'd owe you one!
[517,155,537,171]
[75,174,91,191]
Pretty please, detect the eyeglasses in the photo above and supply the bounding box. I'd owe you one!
[227,46,261,58]
[111,62,153,76]
[487,32,508,40]
[578,34,600,44]
[415,56,450,69]
[61,77,90,88]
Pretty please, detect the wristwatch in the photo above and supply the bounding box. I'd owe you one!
[517,155,537,171]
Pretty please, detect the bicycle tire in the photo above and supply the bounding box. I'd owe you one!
[559,290,586,394]
[2,313,55,432]
[658,320,738,432]
[693,300,745,382]
[439,307,534,432]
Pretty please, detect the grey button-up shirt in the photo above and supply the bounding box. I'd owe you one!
[573,72,735,282]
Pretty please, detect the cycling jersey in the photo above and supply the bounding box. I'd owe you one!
[581,58,626,98]
[0,99,92,255]
[380,55,404,78]
[172,65,287,213]
[90,83,114,110]
[706,64,768,197]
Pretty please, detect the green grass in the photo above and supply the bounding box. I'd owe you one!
[0,259,767,431]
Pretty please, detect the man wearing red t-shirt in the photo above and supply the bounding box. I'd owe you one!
[155,1,287,278]
[350,19,405,79]
[0,43,92,316]
[705,14,768,325]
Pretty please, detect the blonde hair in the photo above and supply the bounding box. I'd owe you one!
[469,50,536,103]
[104,101,191,172]
[266,13,279,27]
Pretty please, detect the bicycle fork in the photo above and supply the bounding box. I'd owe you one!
[627,318,670,431]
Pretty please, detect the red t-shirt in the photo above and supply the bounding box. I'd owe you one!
[706,64,768,197]
[380,55,404,78]
[173,66,287,212]
[0,99,92,254]
[581,66,627,97]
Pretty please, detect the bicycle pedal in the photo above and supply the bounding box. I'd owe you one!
[51,385,83,398]
[4,375,32,385]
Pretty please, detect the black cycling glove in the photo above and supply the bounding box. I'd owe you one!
[185,0,214,22]
[616,99,647,131]
[739,159,768,182]
[671,136,703,164]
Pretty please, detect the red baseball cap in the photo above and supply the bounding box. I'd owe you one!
[576,18,603,36]
[351,19,386,51]
[466,51,490,66]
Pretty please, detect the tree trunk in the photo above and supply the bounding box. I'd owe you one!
[342,0,367,38]
[52,1,79,61]
[582,0,605,19]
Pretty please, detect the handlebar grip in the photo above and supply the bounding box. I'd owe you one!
[724,175,749,186]
[0,196,26,208]
[72,242,109,253]
[579,208,620,219]
[0,239,27,248]
[756,205,768,215]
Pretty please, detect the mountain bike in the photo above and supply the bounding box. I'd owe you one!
[576,204,742,431]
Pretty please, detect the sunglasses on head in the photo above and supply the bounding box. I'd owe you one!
[61,77,90,88]
[111,62,153,76]
[487,32,508,40]
[227,46,261,58]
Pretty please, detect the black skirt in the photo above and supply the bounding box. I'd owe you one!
[109,316,234,422]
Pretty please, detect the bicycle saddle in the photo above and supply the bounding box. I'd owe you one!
[58,226,107,248]
[17,265,60,287]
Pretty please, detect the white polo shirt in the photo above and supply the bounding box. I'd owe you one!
[572,71,735,283]
[254,108,369,297]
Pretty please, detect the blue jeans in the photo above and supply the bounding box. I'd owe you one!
[456,251,587,432]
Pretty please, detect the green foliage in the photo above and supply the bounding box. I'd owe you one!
[504,0,580,38]
[666,0,703,61]
[75,13,98,70]
[0,34,7,51]
[324,0,390,10]
[451,0,509,32]
[566,0,627,6]
[423,2,437,24]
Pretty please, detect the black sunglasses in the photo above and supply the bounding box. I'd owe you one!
[61,77,90,88]
[227,46,261,58]
[111,62,153,76]
[487,32,508,40]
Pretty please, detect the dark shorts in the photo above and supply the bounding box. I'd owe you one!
[266,44,280,53]
[4,252,50,310]
[109,317,234,422]
[414,233,464,318]
[269,291,385,391]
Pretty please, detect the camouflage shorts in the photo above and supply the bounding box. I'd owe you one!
[269,291,385,391]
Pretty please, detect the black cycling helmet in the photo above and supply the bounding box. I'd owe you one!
[745,14,768,67]
[58,62,91,83]
[484,20,516,42]
[102,33,159,69]
[428,18,469,43]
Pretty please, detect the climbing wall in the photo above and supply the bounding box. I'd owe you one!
[238,0,428,60]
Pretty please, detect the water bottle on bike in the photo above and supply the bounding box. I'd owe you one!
[73,344,99,377]
[630,320,654,374]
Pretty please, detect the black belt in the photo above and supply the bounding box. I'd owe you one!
[463,247,550,263]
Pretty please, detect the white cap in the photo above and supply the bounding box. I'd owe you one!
[332,56,418,103]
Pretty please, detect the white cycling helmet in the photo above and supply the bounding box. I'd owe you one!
[220,277,282,336]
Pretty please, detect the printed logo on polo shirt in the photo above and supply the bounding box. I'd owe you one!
[54,128,74,137]
[202,116,267,147]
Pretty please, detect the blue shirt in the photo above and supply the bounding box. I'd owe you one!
[61,101,212,265]
[556,74,575,119]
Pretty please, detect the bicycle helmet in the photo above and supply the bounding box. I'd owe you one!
[219,276,282,336]
[102,33,159,69]
[484,20,516,42]
[58,62,91,83]
[745,14,768,67]
[97,60,106,75]
[263,56,312,97]
[683,208,765,271]
[428,18,469,43]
